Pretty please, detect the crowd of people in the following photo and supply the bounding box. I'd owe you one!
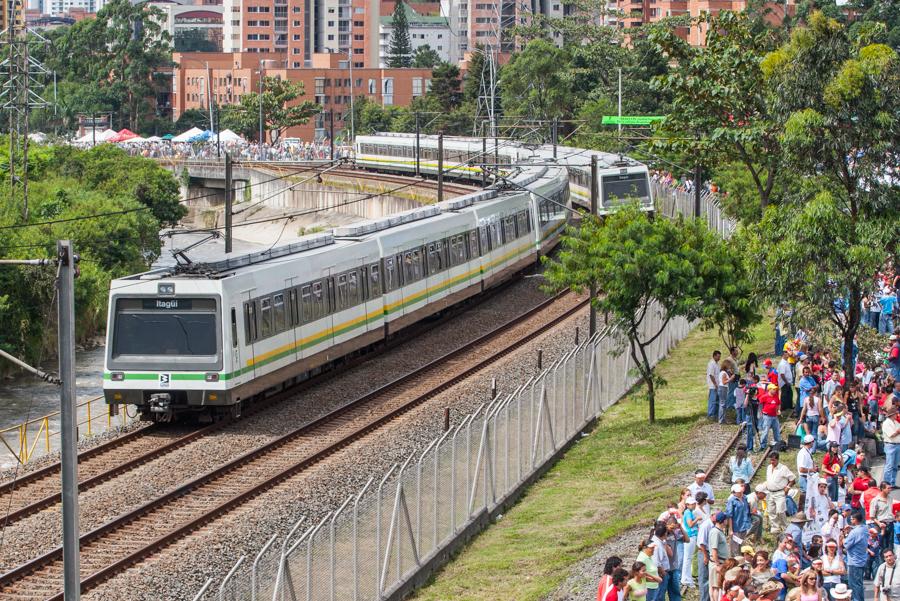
[598,296,900,601]
[72,138,352,162]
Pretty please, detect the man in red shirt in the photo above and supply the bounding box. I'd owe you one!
[850,466,873,510]
[759,383,782,449]
[822,442,843,502]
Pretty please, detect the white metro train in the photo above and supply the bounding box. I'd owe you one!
[354,133,653,214]
[103,143,571,421]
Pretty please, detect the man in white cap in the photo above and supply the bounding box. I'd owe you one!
[725,483,751,556]
[689,469,716,505]
[797,434,818,495]
[746,484,768,540]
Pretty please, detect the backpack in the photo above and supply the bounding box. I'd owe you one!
[785,495,798,517]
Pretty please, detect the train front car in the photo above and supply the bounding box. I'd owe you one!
[562,150,653,216]
[103,275,228,422]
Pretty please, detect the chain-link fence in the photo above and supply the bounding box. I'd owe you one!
[653,180,736,239]
[196,304,695,601]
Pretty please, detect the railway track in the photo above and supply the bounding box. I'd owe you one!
[0,292,587,599]
[0,263,539,531]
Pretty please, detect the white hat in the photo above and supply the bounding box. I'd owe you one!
[803,434,815,444]
[830,583,852,599]
[731,483,744,493]
[755,484,767,493]
[685,496,697,505]
[695,471,707,478]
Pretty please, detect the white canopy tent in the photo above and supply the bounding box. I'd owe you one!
[216,129,244,143]
[75,128,115,143]
[171,127,204,143]
[146,136,163,142]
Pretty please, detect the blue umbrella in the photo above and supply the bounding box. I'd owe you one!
[188,130,213,142]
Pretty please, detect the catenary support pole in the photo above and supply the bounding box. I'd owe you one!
[481,135,487,187]
[694,163,702,218]
[589,155,598,336]
[552,117,558,159]
[58,240,80,601]
[437,133,444,204]
[329,110,335,161]
[224,153,233,254]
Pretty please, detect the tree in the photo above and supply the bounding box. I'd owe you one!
[412,45,441,68]
[387,1,413,68]
[648,11,783,214]
[175,108,211,132]
[429,62,462,112]
[221,76,319,142]
[500,39,573,122]
[37,0,173,132]
[544,205,759,422]
[745,12,900,379]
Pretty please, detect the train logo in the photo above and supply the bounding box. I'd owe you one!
[159,374,171,388]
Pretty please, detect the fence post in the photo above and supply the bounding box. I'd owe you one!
[433,429,452,550]
[252,535,277,601]
[219,555,246,601]
[375,463,398,600]
[306,513,331,601]
[352,477,374,601]
[416,437,439,554]
[330,496,353,601]
[272,517,307,601]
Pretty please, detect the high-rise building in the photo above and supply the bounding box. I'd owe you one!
[378,2,451,66]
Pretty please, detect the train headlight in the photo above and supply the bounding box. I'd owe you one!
[111,372,125,381]
[205,373,219,382]
[158,283,175,295]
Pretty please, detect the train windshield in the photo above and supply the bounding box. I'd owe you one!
[602,173,650,207]
[112,298,218,357]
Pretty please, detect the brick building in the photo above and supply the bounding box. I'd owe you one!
[173,51,433,140]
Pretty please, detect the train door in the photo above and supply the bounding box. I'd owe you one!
[229,305,241,383]
[241,289,257,380]
[284,276,299,362]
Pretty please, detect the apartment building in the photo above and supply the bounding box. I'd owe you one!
[378,2,451,66]
[173,51,433,139]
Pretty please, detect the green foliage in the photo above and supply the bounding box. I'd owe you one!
[744,13,900,377]
[30,0,172,134]
[500,39,573,122]
[649,10,783,214]
[429,62,462,112]
[543,206,760,422]
[0,143,179,367]
[412,45,442,68]
[220,76,319,143]
[175,108,211,132]
[387,1,413,68]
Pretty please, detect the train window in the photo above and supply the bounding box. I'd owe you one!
[289,289,299,326]
[312,281,325,319]
[468,230,479,258]
[427,242,443,275]
[490,221,503,248]
[348,271,359,306]
[260,297,273,338]
[503,216,517,241]
[336,274,348,311]
[273,293,286,332]
[231,308,238,348]
[383,256,398,292]
[244,303,251,343]
[403,249,422,283]
[301,285,312,322]
[479,226,490,253]
[369,264,380,298]
[517,211,528,237]
[246,301,259,343]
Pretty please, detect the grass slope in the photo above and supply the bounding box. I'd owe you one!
[412,321,775,601]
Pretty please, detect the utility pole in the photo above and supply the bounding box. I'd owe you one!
[57,240,81,601]
[224,153,233,253]
[328,110,335,160]
[589,156,598,337]
[617,67,623,159]
[348,46,355,143]
[414,112,420,177]
[437,133,444,204]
